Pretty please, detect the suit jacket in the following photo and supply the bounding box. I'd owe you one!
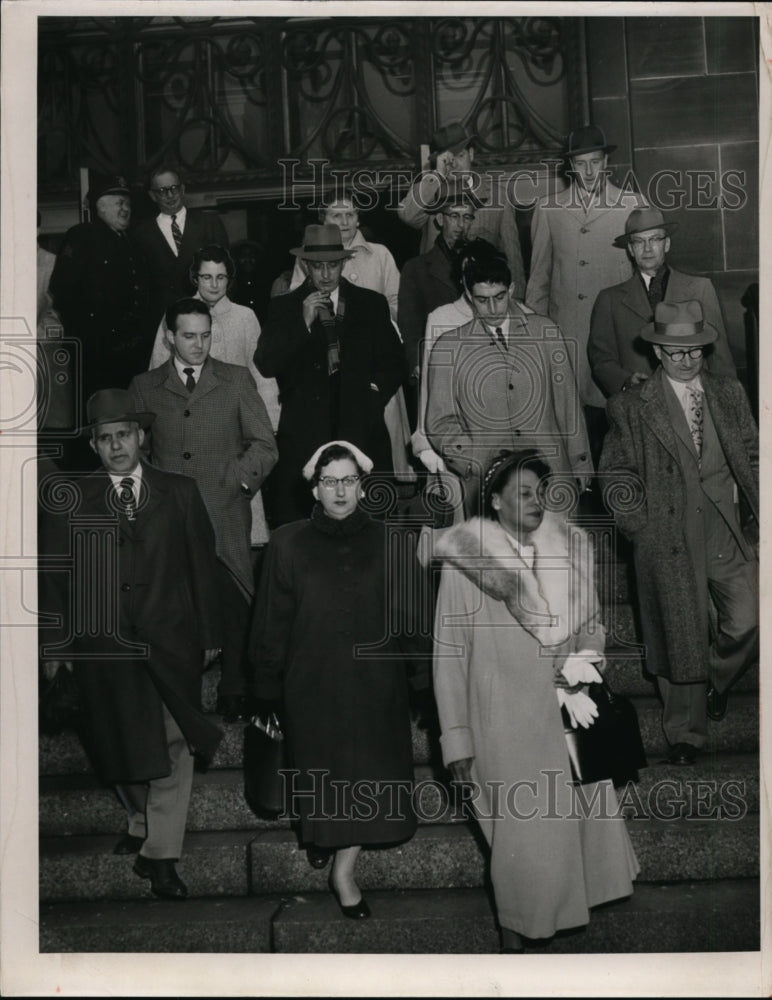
[525,181,646,407]
[398,241,460,373]
[128,357,278,598]
[133,208,229,323]
[425,304,593,511]
[600,368,758,682]
[257,278,406,524]
[588,267,737,398]
[38,462,223,781]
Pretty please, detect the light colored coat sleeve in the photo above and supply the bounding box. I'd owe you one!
[433,564,475,767]
[524,198,552,315]
[233,368,279,497]
[397,171,445,230]
[425,335,476,477]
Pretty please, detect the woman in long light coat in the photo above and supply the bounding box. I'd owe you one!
[433,449,639,951]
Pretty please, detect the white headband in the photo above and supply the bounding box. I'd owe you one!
[302,440,374,481]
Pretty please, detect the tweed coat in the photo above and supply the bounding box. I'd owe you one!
[133,208,229,324]
[38,462,223,782]
[398,240,461,374]
[433,514,638,938]
[600,368,758,682]
[148,294,280,545]
[128,357,278,599]
[397,170,526,299]
[425,304,593,509]
[525,181,646,408]
[256,278,406,524]
[588,267,737,398]
[49,218,156,402]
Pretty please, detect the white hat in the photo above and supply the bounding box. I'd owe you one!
[302,440,374,481]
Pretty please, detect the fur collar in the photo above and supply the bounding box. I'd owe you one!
[435,513,599,649]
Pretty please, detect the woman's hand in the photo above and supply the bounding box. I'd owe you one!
[561,652,604,687]
[417,449,447,474]
[557,688,598,729]
[449,757,474,784]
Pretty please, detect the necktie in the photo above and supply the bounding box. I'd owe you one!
[495,326,507,349]
[686,385,704,460]
[646,266,667,309]
[183,367,196,392]
[171,214,183,254]
[118,477,136,519]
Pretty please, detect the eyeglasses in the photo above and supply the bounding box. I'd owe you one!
[151,184,182,197]
[318,475,360,490]
[659,346,704,362]
[629,235,667,249]
[197,273,228,283]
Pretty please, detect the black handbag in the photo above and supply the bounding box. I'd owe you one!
[243,713,286,816]
[562,680,647,788]
[39,664,83,735]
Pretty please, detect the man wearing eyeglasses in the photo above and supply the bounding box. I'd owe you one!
[600,300,758,765]
[588,206,736,402]
[133,164,229,326]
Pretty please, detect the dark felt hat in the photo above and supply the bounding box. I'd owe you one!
[430,121,476,155]
[83,388,155,433]
[565,124,616,156]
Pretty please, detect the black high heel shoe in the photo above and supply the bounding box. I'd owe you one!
[328,875,371,919]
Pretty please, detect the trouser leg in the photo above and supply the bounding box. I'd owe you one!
[115,783,148,840]
[657,675,708,748]
[706,544,758,695]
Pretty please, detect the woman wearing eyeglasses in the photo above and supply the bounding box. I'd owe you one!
[249,440,426,918]
[433,449,639,952]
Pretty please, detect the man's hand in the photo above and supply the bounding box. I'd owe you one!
[623,372,649,390]
[203,648,221,669]
[449,757,474,784]
[435,151,454,178]
[302,290,334,329]
[43,660,73,682]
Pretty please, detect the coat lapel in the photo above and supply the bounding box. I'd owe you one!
[660,376,699,463]
[638,369,683,463]
[162,358,189,399]
[620,273,653,322]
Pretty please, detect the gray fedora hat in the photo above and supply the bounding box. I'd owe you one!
[641,300,718,347]
[290,224,355,262]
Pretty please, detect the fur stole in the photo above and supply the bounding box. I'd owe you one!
[435,513,601,651]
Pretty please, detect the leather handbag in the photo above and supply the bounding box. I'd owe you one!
[243,713,286,816]
[562,680,647,787]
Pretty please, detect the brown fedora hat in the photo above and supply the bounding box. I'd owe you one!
[290,224,355,262]
[641,300,718,347]
[614,206,678,248]
[430,120,476,156]
[565,124,616,157]
[83,388,155,434]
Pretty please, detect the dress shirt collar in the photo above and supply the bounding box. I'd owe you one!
[665,372,704,411]
[107,464,143,493]
[156,205,186,230]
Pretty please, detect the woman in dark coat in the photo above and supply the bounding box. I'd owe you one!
[250,440,423,917]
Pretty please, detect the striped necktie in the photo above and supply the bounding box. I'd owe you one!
[171,214,183,254]
[117,477,136,520]
[686,384,704,461]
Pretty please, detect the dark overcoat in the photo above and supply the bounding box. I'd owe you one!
[129,357,278,599]
[250,507,424,847]
[38,462,224,782]
[49,218,155,402]
[256,278,406,524]
[600,368,758,682]
[588,266,737,398]
[397,241,459,373]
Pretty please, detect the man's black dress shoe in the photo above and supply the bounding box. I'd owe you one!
[133,855,188,900]
[328,876,371,919]
[216,693,249,723]
[666,742,698,765]
[113,833,145,855]
[306,844,332,869]
[707,685,729,721]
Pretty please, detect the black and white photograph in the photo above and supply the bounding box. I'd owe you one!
[0,2,769,995]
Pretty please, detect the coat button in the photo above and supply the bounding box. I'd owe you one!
[579,260,587,266]
[666,465,673,473]
[183,451,191,459]
[668,506,675,515]
[456,444,462,450]
[696,506,702,513]
[580,227,588,233]
[184,409,191,417]
[514,429,521,436]
[670,547,678,556]
[578,294,587,300]
[121,583,131,592]
[508,383,514,390]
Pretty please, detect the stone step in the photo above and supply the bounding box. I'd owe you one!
[39,691,759,777]
[39,880,760,954]
[39,813,758,903]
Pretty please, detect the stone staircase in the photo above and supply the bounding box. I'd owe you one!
[39,539,760,953]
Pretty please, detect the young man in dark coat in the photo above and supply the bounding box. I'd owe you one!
[600,300,758,764]
[39,389,224,899]
[257,224,406,525]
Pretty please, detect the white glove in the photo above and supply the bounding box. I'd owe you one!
[418,449,447,474]
[561,651,604,687]
[556,688,599,729]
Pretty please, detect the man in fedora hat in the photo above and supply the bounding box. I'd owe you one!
[39,388,224,899]
[525,124,646,457]
[257,224,405,524]
[50,172,155,417]
[397,120,525,299]
[600,300,758,764]
[588,206,736,399]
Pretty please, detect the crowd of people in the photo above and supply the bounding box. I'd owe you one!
[38,120,758,950]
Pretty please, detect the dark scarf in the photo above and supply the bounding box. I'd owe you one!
[642,264,670,311]
[310,502,371,537]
